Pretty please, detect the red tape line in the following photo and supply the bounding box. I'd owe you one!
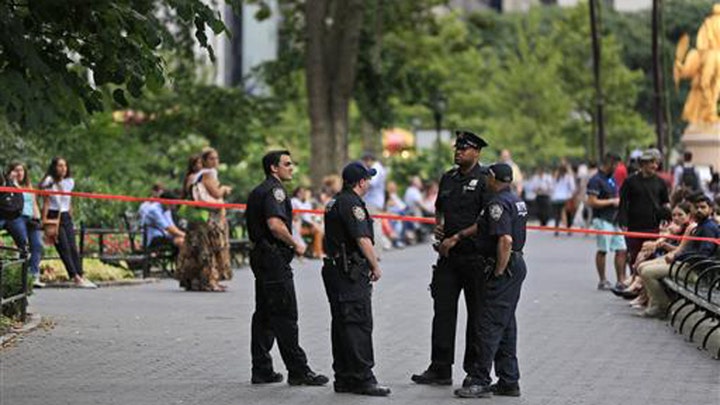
[3,186,718,244]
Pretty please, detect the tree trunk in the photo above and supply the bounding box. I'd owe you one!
[306,0,365,188]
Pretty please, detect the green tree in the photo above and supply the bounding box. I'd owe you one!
[0,0,239,129]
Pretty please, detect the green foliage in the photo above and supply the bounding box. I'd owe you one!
[0,0,240,129]
[0,255,31,319]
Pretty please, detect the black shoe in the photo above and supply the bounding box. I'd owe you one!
[352,383,391,397]
[334,381,353,393]
[411,368,452,385]
[490,382,521,397]
[288,371,329,386]
[461,375,482,388]
[454,384,493,398]
[251,371,284,384]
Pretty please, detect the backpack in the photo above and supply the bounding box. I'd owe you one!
[0,177,24,220]
[680,166,701,191]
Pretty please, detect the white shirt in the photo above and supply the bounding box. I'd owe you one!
[364,161,386,209]
[403,186,423,215]
[291,197,316,224]
[40,177,74,212]
[551,174,576,202]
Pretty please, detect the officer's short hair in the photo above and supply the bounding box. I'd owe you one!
[263,150,291,176]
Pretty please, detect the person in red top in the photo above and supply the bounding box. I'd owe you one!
[614,159,628,191]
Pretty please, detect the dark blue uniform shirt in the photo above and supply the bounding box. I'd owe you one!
[436,164,489,254]
[586,170,617,222]
[476,188,528,257]
[246,176,293,245]
[324,189,374,257]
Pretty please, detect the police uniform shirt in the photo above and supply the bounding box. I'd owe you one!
[477,189,528,257]
[324,189,373,257]
[436,164,488,254]
[246,176,292,244]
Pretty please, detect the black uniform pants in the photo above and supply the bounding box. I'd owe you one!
[321,261,376,388]
[471,254,527,386]
[429,253,485,375]
[250,248,309,377]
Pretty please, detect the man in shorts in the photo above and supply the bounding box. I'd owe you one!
[586,153,627,290]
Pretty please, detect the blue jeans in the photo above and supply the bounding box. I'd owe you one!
[0,216,29,254]
[21,215,43,278]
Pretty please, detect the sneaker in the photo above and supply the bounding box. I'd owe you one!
[77,279,98,289]
[454,384,493,398]
[597,280,613,291]
[411,367,452,386]
[33,279,46,288]
[252,371,284,384]
[287,370,329,386]
[490,382,521,397]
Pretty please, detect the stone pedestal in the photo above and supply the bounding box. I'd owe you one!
[682,123,720,168]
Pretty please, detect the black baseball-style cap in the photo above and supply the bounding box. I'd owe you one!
[342,161,377,184]
[454,130,489,149]
[489,163,513,183]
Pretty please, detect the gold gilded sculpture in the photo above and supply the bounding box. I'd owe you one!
[674,4,720,124]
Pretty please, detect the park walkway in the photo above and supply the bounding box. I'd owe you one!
[1,234,718,405]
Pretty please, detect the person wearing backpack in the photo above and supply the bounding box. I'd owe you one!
[39,157,96,288]
[6,162,45,288]
[0,169,28,261]
[673,151,702,192]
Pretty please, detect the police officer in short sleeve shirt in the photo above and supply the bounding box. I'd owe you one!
[322,161,390,397]
[246,150,328,387]
[411,130,491,387]
[455,163,527,399]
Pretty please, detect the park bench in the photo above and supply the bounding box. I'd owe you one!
[77,212,176,278]
[664,252,720,359]
[227,210,251,269]
[0,246,29,322]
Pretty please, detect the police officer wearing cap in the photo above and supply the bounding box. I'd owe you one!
[455,163,528,399]
[322,161,391,397]
[246,150,329,386]
[412,130,491,387]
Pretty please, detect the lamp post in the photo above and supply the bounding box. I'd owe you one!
[431,92,447,176]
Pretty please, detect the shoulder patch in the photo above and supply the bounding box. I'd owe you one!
[273,188,286,203]
[489,203,503,221]
[352,206,367,221]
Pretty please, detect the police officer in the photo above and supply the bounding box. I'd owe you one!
[455,163,528,398]
[412,130,491,387]
[322,161,391,397]
[246,150,328,386]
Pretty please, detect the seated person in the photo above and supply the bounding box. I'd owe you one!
[139,187,185,250]
[639,194,719,318]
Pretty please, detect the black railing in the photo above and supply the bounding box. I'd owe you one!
[0,246,29,323]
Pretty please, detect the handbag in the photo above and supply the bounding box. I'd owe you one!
[42,216,61,245]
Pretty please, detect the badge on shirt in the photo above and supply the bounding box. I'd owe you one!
[489,204,503,221]
[273,188,286,203]
[463,179,479,192]
[352,206,366,220]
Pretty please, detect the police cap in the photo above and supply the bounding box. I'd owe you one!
[454,130,489,150]
[489,163,513,183]
[342,161,377,184]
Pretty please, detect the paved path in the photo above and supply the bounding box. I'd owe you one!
[1,234,718,405]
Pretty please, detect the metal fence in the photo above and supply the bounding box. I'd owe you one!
[0,246,29,323]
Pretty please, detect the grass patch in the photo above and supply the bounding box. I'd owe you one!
[40,259,134,282]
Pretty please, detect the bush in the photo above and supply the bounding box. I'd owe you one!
[1,256,31,319]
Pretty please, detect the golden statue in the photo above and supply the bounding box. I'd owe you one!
[674,4,720,124]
